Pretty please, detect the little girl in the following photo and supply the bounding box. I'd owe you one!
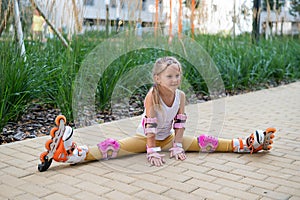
[31,9,45,41]
[38,56,276,171]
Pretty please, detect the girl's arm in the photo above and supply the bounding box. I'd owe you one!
[170,91,187,161]
[144,91,157,148]
[174,91,186,143]
[144,91,165,166]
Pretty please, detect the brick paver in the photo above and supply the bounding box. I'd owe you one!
[0,82,299,199]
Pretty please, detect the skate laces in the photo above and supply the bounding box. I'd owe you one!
[66,142,77,155]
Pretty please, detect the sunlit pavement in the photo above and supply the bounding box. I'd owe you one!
[0,82,299,200]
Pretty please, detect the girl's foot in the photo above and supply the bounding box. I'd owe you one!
[232,128,276,153]
[38,115,88,172]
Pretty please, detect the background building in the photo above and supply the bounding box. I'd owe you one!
[21,0,299,36]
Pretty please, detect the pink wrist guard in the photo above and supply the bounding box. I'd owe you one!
[147,152,164,161]
[169,142,184,157]
[146,146,161,154]
[173,114,187,129]
[97,138,120,159]
[142,117,158,135]
[146,146,164,162]
[198,134,218,152]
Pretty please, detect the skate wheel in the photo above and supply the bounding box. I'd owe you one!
[45,139,53,150]
[269,140,273,144]
[267,145,272,150]
[38,156,53,172]
[266,127,276,134]
[270,134,275,139]
[50,127,59,138]
[55,115,66,126]
[40,151,49,162]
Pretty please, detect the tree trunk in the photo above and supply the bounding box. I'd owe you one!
[13,0,26,57]
[178,0,182,38]
[191,0,195,39]
[0,0,12,37]
[71,0,82,33]
[252,0,261,43]
[169,0,172,38]
[105,2,109,36]
[155,0,159,35]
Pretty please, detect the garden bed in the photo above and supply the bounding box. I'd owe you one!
[1,33,299,145]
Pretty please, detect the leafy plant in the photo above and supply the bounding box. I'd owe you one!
[0,31,299,134]
[0,41,34,128]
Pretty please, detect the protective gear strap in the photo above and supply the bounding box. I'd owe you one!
[173,113,187,129]
[146,146,161,154]
[142,116,158,135]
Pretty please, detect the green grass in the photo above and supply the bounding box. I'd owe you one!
[0,42,34,128]
[0,32,299,133]
[195,34,300,92]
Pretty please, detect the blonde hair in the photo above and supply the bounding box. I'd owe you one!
[151,56,182,109]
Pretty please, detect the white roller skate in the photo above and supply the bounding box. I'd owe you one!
[38,115,88,172]
[233,128,276,153]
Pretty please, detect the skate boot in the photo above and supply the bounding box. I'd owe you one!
[232,128,276,153]
[38,115,88,172]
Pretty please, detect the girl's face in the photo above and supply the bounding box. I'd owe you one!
[34,9,40,16]
[155,64,181,92]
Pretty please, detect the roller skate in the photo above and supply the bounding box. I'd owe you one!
[38,115,88,172]
[233,127,276,153]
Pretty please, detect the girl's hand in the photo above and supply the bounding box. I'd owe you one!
[146,146,165,167]
[147,152,166,166]
[169,143,186,160]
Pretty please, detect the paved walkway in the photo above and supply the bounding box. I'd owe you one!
[0,82,299,200]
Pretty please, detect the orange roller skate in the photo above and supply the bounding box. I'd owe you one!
[38,115,88,172]
[233,128,276,153]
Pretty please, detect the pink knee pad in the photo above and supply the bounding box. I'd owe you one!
[97,138,120,159]
[198,134,218,152]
